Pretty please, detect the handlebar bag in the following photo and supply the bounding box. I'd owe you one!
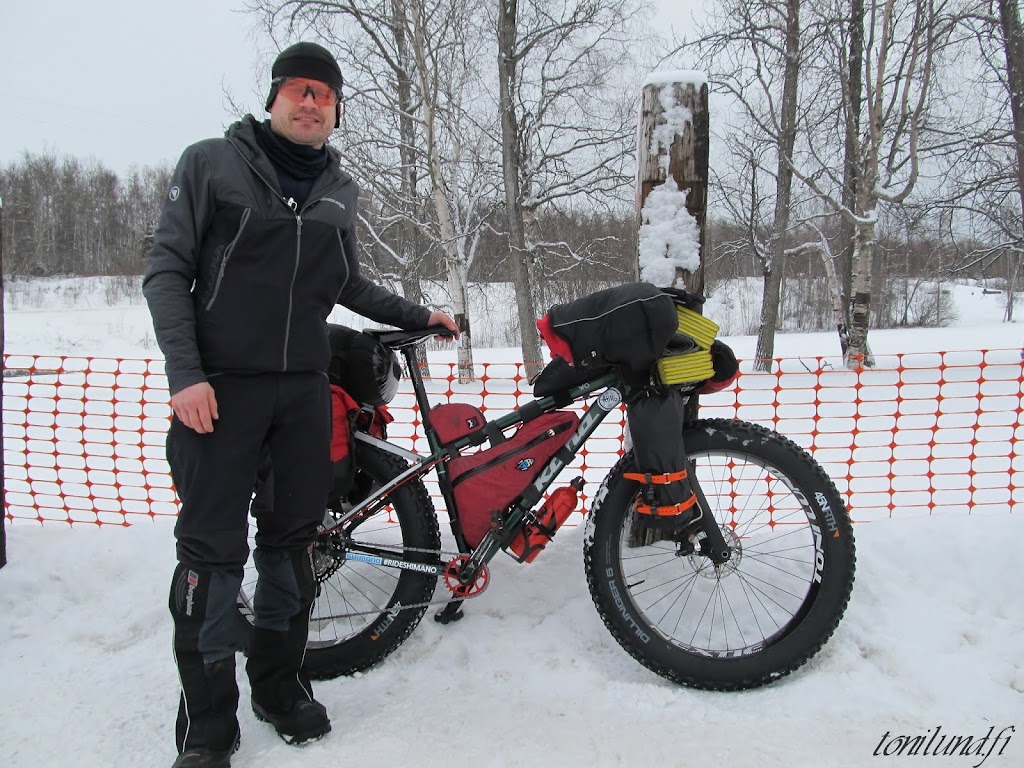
[449,410,579,548]
[530,356,603,397]
[543,282,678,374]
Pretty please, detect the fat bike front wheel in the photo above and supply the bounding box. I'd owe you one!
[584,418,855,690]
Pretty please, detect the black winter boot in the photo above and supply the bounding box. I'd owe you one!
[246,548,331,745]
[169,565,244,763]
[169,726,240,768]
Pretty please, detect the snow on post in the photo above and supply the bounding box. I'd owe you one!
[636,71,709,292]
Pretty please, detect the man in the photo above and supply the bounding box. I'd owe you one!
[143,41,458,768]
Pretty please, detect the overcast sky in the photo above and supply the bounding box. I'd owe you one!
[0,0,706,176]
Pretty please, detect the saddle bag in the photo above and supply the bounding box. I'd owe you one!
[330,384,392,500]
[448,411,580,548]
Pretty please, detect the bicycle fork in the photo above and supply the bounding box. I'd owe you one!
[684,456,733,565]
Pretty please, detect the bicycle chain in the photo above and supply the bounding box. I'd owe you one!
[312,540,485,621]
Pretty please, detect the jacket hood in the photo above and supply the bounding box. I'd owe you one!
[226,116,348,190]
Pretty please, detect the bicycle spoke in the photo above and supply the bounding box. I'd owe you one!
[615,445,819,657]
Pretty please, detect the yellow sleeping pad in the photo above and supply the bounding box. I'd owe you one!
[675,305,719,350]
[656,348,716,385]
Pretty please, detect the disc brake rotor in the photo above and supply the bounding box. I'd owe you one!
[688,526,742,578]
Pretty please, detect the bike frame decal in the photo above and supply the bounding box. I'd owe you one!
[528,387,622,495]
[343,551,445,576]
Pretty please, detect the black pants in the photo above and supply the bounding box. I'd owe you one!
[166,371,331,659]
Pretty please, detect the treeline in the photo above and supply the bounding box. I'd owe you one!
[0,150,640,287]
[1,146,986,337]
[0,153,172,277]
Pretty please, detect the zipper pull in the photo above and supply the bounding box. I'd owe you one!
[286,197,298,213]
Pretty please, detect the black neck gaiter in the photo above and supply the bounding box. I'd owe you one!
[256,120,330,209]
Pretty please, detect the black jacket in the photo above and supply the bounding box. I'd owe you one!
[143,116,430,395]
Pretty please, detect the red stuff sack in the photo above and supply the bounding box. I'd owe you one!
[330,385,359,463]
[697,340,740,395]
[429,402,487,444]
[330,385,392,501]
[449,411,579,548]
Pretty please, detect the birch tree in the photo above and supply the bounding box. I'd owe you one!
[682,0,816,370]
[495,0,645,369]
[248,0,501,378]
[793,0,957,365]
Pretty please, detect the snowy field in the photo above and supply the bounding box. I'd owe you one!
[2,278,1023,768]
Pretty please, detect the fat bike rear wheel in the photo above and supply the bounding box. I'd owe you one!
[584,418,855,690]
[238,443,441,679]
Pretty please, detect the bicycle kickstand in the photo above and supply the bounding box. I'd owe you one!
[434,598,466,625]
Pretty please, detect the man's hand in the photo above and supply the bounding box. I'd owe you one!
[170,382,219,433]
[427,311,461,341]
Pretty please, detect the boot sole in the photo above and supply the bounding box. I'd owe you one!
[252,704,331,746]
[172,732,240,768]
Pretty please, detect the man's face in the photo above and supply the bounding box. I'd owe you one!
[268,77,340,148]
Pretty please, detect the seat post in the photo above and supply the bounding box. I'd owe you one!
[400,344,438,447]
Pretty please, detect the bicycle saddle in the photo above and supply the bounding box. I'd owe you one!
[364,326,456,349]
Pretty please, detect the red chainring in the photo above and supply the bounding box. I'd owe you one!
[442,555,489,598]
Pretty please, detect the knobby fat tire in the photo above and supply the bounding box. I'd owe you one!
[303,443,440,679]
[238,443,441,680]
[584,418,856,690]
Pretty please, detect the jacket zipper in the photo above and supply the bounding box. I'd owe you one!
[284,200,302,371]
[451,419,575,488]
[205,208,252,311]
[336,229,351,294]
[227,138,348,373]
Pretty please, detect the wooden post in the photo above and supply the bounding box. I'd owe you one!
[636,73,710,294]
[632,74,710,548]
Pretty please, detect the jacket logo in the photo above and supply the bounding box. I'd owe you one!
[322,197,347,211]
[168,186,180,201]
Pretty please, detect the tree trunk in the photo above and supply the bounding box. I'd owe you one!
[999,0,1024,319]
[838,0,863,351]
[496,0,542,371]
[394,0,426,309]
[819,242,850,345]
[845,220,875,368]
[753,0,801,373]
[410,0,476,381]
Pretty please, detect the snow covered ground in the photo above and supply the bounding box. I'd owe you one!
[2,278,1022,767]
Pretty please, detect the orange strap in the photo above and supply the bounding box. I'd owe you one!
[623,469,688,485]
[634,494,699,517]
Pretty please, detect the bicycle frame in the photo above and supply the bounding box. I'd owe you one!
[321,333,732,591]
[320,340,621,573]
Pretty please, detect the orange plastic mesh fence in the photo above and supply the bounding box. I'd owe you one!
[4,349,1023,528]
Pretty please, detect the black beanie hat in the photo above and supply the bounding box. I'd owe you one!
[265,42,344,128]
